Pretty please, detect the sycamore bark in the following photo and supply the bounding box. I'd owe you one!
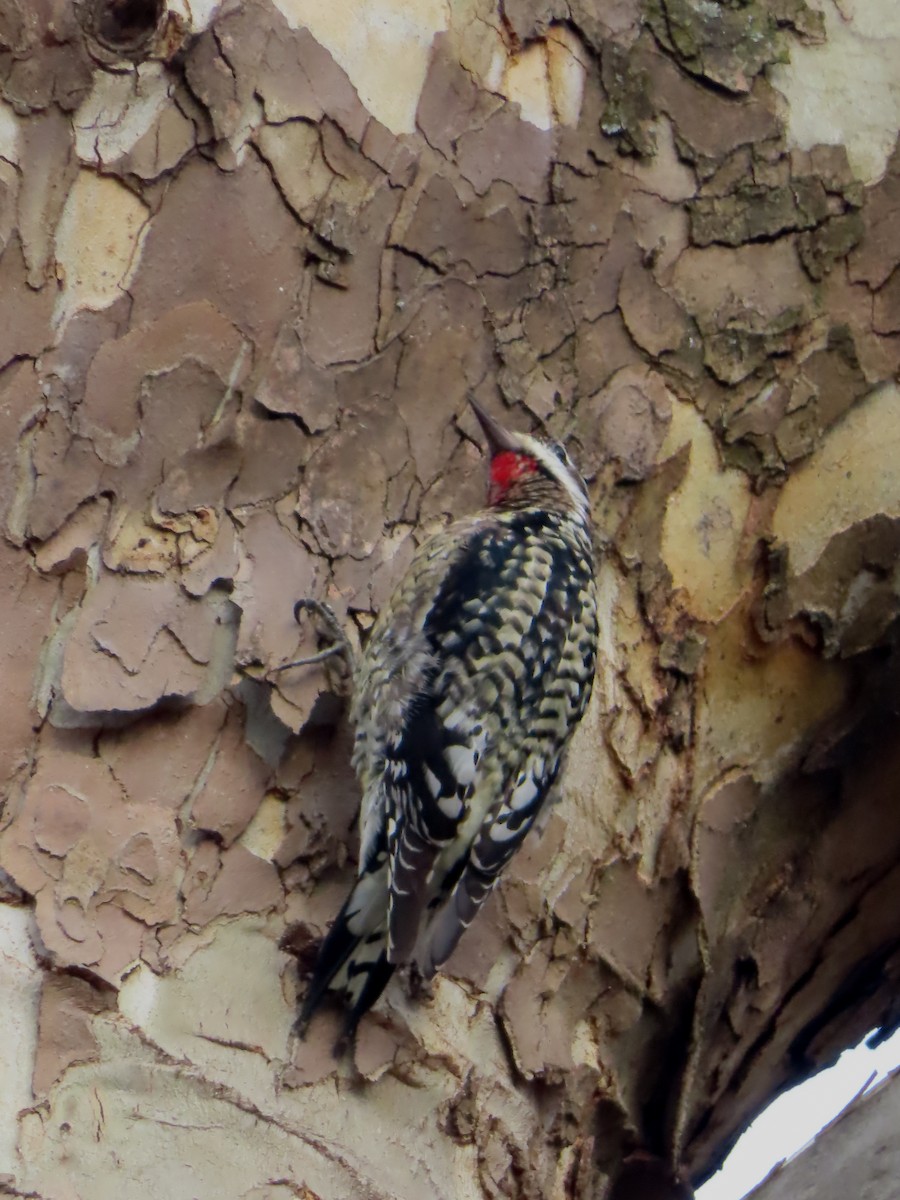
[0,1,898,1198]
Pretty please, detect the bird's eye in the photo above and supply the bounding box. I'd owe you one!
[549,442,568,463]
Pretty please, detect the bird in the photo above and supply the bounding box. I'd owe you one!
[293,398,598,1044]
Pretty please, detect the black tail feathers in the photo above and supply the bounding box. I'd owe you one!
[296,882,395,1051]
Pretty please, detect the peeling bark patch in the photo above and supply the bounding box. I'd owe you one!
[456,106,555,201]
[659,399,753,622]
[770,0,900,183]
[270,0,448,134]
[646,0,822,94]
[128,154,301,351]
[182,841,282,926]
[55,170,150,325]
[0,5,94,115]
[772,381,900,576]
[33,973,113,1097]
[849,142,900,290]
[79,301,248,466]
[74,64,197,180]
[0,742,181,980]
[0,233,57,363]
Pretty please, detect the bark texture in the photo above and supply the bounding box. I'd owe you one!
[746,1068,900,1200]
[0,1,898,1197]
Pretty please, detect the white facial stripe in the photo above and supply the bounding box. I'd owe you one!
[516,434,589,514]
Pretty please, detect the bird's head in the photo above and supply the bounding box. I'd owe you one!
[468,398,589,519]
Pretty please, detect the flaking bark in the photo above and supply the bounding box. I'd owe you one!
[0,1,898,1197]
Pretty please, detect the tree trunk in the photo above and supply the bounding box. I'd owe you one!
[746,1069,900,1200]
[0,1,898,1197]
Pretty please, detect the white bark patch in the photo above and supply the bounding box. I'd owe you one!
[771,0,900,183]
[488,26,588,131]
[53,172,150,328]
[773,381,900,575]
[271,0,450,133]
[659,399,753,623]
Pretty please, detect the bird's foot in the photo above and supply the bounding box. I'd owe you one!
[273,599,355,688]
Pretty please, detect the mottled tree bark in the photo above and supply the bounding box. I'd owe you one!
[0,1,898,1198]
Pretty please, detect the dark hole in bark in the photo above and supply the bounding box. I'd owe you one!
[82,0,164,50]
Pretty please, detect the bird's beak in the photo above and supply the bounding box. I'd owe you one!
[467,397,521,455]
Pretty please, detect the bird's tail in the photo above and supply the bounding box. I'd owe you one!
[296,865,395,1047]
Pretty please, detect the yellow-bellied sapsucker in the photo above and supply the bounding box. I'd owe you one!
[297,399,598,1041]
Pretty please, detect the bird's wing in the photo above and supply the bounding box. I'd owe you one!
[375,518,522,962]
[420,538,597,974]
[355,513,596,967]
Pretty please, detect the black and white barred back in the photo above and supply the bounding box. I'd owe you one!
[298,401,598,1041]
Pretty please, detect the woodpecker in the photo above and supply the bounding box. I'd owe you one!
[296,399,598,1042]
